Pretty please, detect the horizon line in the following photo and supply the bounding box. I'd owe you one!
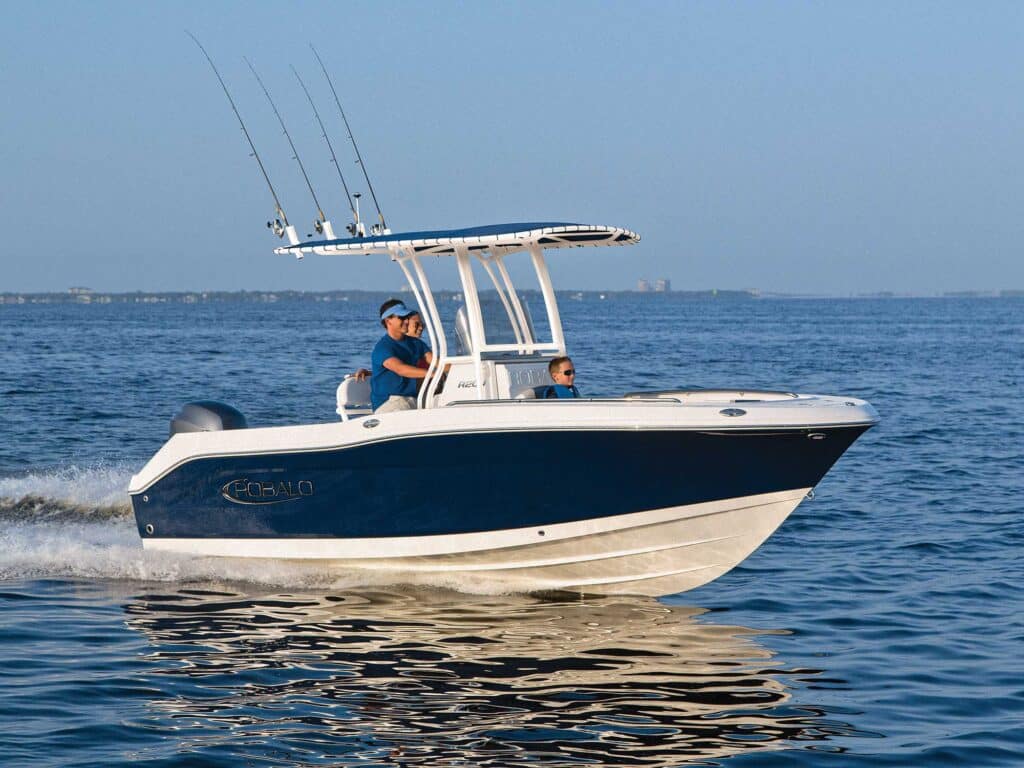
[2,287,1022,301]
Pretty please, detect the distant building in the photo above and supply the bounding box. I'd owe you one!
[654,278,671,293]
[636,279,650,293]
[68,287,92,295]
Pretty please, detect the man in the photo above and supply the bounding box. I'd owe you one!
[370,300,433,412]
[354,307,430,381]
[544,356,581,398]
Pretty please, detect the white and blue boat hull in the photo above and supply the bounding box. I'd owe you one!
[129,396,876,596]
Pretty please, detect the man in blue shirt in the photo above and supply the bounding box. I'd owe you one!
[544,356,581,398]
[371,301,433,412]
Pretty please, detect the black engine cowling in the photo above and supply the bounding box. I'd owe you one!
[170,401,247,436]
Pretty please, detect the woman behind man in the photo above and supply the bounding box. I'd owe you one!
[406,312,430,368]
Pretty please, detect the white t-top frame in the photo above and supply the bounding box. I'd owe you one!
[275,223,640,409]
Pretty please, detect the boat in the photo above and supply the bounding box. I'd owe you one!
[128,221,878,596]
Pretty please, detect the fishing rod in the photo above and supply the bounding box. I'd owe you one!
[245,56,327,235]
[311,44,388,235]
[291,64,359,233]
[186,32,295,243]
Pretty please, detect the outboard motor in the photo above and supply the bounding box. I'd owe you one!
[170,401,247,437]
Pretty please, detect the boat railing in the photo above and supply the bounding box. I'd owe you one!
[474,342,561,354]
[443,396,684,408]
[624,390,800,402]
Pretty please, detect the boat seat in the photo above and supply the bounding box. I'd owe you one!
[514,385,566,400]
[336,376,373,421]
[513,385,537,399]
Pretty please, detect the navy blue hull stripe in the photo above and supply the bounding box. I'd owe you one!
[132,427,869,539]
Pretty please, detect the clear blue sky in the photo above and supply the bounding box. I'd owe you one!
[2,1,1022,294]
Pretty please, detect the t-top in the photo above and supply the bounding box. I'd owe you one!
[370,334,421,410]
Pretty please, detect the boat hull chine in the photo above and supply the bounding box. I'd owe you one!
[142,488,808,596]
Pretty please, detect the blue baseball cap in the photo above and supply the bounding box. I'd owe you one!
[380,302,416,321]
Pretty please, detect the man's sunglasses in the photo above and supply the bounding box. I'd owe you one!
[560,369,575,376]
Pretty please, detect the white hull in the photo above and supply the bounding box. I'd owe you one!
[144,488,808,596]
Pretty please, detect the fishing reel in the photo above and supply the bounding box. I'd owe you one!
[267,219,286,238]
[314,219,324,235]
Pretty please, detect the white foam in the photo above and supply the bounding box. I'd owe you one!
[0,462,134,511]
[0,517,521,594]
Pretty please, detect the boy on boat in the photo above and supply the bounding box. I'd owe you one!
[543,356,581,398]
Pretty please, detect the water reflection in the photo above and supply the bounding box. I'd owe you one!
[124,589,857,766]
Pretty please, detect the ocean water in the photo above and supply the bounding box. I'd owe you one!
[0,296,1021,766]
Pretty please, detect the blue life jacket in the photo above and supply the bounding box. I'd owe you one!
[542,384,581,399]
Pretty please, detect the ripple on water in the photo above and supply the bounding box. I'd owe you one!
[0,583,884,767]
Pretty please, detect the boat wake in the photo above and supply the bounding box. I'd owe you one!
[0,462,133,520]
[0,463,542,595]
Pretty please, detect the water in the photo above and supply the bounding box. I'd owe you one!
[1,297,1021,766]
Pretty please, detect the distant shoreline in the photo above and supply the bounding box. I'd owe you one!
[1,288,1021,305]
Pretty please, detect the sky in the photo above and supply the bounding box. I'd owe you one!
[1,1,1023,294]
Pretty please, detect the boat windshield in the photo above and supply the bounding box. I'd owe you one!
[455,297,549,355]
